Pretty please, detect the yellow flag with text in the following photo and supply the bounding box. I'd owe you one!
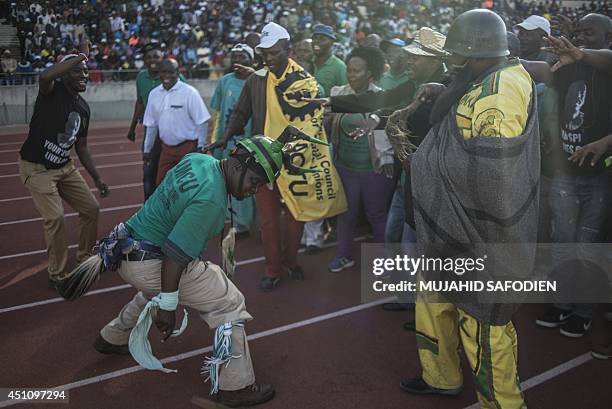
[264,59,347,222]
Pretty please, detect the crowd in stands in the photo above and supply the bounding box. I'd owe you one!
[1,0,610,85]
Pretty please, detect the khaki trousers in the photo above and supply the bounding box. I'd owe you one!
[18,159,99,278]
[101,259,256,391]
[416,300,526,409]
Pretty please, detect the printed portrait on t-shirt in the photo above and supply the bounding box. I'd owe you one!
[560,80,587,154]
[562,80,586,132]
[57,111,81,149]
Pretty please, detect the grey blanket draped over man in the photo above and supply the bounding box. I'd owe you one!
[410,87,540,325]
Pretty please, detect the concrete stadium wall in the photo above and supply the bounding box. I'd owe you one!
[0,79,219,125]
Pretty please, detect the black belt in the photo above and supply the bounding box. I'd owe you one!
[123,249,164,261]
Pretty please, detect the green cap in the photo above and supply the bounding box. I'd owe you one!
[235,126,329,183]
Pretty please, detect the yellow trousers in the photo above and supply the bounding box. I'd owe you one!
[416,300,526,409]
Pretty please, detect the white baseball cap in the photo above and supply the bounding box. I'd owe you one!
[516,15,551,36]
[231,43,254,60]
[256,22,290,51]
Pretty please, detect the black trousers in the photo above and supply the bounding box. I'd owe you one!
[142,128,161,200]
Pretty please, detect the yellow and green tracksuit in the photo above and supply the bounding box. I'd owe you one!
[416,300,526,409]
[415,61,532,409]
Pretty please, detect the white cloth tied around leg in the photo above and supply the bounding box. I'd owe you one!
[156,291,179,311]
[128,291,189,373]
[201,321,245,395]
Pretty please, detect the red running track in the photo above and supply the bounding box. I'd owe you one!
[0,123,610,409]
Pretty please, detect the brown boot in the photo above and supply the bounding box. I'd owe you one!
[216,383,275,407]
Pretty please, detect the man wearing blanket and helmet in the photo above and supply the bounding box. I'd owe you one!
[399,9,538,409]
[84,125,326,408]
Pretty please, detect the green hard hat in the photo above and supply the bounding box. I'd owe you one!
[235,125,329,183]
[237,136,284,184]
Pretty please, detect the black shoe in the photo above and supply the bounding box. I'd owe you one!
[382,302,415,311]
[560,315,592,338]
[400,377,462,396]
[304,245,321,255]
[48,277,60,289]
[235,231,250,240]
[259,276,280,291]
[591,350,612,360]
[93,334,130,355]
[403,321,415,331]
[535,307,574,328]
[287,265,304,280]
[48,274,69,289]
[217,383,275,407]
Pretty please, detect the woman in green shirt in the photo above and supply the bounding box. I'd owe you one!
[327,47,396,272]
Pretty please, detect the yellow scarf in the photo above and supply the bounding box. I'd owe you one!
[264,59,347,221]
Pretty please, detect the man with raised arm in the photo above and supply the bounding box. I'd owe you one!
[19,40,108,288]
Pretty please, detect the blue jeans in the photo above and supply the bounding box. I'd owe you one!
[385,184,417,248]
[385,184,417,304]
[551,172,611,318]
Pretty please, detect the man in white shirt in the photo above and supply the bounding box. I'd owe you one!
[109,11,125,33]
[143,58,210,185]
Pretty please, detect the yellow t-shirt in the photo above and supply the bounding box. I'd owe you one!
[456,63,532,139]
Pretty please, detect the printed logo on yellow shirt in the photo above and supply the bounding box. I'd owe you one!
[455,63,532,139]
[474,108,505,137]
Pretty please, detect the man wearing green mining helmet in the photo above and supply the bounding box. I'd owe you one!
[237,126,326,184]
[93,125,321,407]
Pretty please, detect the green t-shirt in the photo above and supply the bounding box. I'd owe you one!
[136,70,186,107]
[376,70,411,91]
[126,153,228,266]
[210,72,252,159]
[313,54,348,97]
[335,113,373,171]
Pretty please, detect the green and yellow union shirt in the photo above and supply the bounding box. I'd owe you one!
[456,63,532,139]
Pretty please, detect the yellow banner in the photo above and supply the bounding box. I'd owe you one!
[264,59,347,222]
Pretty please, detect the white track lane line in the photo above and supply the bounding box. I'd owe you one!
[0,297,394,408]
[0,302,595,409]
[0,132,133,147]
[462,352,593,409]
[0,283,131,314]
[0,255,262,313]
[0,203,142,228]
[0,161,142,179]
[0,139,138,154]
[0,244,77,261]
[0,237,366,313]
[0,182,143,203]
[0,150,141,166]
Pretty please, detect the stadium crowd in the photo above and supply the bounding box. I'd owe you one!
[6,0,612,407]
[2,0,611,85]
